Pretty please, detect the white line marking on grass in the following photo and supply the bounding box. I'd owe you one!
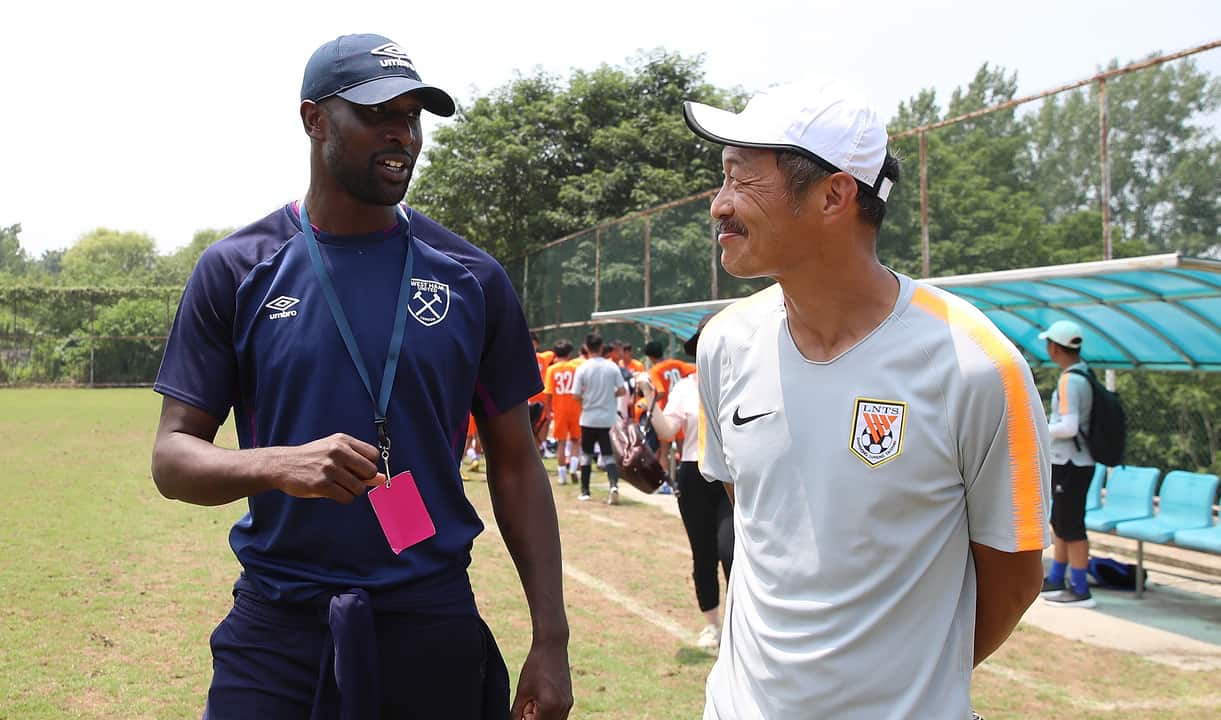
[977,663,1221,711]
[563,564,693,643]
[566,509,627,528]
[564,510,690,556]
[482,524,693,644]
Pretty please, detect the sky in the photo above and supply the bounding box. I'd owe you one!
[2,0,1218,257]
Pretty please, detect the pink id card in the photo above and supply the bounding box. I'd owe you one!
[367,471,436,554]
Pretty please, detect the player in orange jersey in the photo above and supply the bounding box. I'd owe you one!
[543,340,580,485]
[644,340,697,474]
[614,340,645,375]
[530,333,556,455]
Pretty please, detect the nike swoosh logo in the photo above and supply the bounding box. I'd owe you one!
[732,408,775,426]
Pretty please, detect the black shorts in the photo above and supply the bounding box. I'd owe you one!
[1050,463,1095,541]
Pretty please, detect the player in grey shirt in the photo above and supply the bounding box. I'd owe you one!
[572,334,627,503]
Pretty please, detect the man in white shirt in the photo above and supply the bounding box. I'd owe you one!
[684,80,1051,719]
[1038,319,1098,608]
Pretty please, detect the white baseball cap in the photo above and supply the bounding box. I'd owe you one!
[1038,319,1084,349]
[683,80,896,201]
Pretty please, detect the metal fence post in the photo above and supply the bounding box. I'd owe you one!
[594,227,602,312]
[919,130,930,278]
[1099,76,1112,262]
[643,216,652,307]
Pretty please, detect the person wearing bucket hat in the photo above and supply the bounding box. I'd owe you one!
[1036,319,1099,609]
[686,80,1051,719]
[151,34,571,720]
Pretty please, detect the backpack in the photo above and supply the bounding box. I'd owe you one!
[1067,367,1127,467]
[1088,556,1146,591]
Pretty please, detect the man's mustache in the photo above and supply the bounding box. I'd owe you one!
[716,220,747,236]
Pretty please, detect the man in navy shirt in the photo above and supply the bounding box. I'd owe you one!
[151,34,571,720]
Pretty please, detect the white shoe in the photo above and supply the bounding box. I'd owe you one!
[696,624,719,650]
[556,474,568,485]
[577,493,591,501]
[607,487,620,505]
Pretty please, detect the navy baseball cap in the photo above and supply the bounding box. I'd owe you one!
[301,34,456,117]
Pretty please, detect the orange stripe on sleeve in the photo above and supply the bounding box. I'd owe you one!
[912,287,1045,551]
[1057,373,1070,416]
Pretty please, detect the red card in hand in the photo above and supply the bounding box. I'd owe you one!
[368,471,436,554]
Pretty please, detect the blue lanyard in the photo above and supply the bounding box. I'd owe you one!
[300,202,414,481]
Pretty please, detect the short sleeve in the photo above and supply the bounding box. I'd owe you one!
[1061,372,1091,419]
[664,376,693,425]
[472,264,542,417]
[961,350,1052,552]
[696,338,732,484]
[153,245,239,422]
[543,364,557,395]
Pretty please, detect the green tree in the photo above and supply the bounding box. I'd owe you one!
[0,223,29,278]
[1027,55,1221,256]
[411,50,743,260]
[60,229,158,286]
[881,65,1050,276]
[157,227,232,286]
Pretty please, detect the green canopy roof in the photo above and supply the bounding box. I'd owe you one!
[591,254,1221,372]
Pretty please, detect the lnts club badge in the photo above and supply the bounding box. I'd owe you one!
[849,398,907,467]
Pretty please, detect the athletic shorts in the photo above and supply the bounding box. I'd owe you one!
[1050,462,1095,542]
[553,409,581,442]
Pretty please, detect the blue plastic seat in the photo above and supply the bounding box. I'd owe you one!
[1085,464,1107,512]
[1084,466,1161,532]
[1115,471,1220,543]
[1174,524,1221,553]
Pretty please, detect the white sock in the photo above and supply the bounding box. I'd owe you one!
[558,467,568,482]
[466,447,477,461]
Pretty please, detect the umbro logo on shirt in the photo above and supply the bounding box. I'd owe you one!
[266,295,300,320]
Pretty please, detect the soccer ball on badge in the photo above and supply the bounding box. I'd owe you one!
[859,428,895,457]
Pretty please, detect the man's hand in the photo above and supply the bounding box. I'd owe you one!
[152,396,383,506]
[266,433,385,503]
[511,641,573,719]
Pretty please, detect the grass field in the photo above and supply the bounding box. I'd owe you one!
[1,389,1218,719]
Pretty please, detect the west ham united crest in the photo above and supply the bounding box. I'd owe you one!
[409,278,450,327]
[849,398,907,467]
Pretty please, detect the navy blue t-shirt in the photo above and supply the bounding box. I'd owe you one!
[155,203,541,603]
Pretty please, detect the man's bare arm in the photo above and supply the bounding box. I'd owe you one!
[151,396,384,506]
[971,543,1043,666]
[478,403,572,719]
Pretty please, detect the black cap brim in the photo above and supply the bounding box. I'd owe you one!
[337,77,456,117]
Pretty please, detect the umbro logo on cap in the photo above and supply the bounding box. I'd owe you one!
[369,43,417,71]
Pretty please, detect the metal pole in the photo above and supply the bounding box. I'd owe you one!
[643,216,652,307]
[594,228,602,312]
[1099,77,1112,261]
[710,218,719,300]
[919,130,930,278]
[89,294,95,388]
[522,254,530,320]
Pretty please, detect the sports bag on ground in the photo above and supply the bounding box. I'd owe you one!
[1068,367,1127,467]
[609,407,666,494]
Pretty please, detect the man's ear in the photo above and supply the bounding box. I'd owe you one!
[301,100,326,140]
[821,172,859,219]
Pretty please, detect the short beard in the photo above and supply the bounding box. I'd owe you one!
[323,133,411,207]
